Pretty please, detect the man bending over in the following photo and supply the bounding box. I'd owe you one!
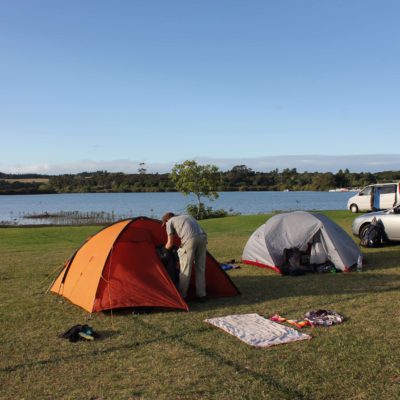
[162,212,208,302]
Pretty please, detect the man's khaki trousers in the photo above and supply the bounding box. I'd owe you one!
[177,234,207,298]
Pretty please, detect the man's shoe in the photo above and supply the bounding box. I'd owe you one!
[197,296,208,303]
[78,331,94,341]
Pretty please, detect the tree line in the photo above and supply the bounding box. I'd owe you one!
[1,166,400,195]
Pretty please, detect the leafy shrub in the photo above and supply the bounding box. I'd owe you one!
[186,203,236,220]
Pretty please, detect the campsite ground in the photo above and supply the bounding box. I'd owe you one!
[0,211,399,399]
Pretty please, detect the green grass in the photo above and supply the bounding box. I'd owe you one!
[1,211,399,399]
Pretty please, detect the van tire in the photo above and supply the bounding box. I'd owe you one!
[350,204,359,213]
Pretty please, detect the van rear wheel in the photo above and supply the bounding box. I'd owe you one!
[350,204,359,213]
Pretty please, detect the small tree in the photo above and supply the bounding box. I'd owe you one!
[138,162,147,175]
[170,160,222,218]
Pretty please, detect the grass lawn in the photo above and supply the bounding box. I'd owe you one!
[0,211,399,399]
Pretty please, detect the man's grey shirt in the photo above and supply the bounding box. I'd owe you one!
[166,215,206,245]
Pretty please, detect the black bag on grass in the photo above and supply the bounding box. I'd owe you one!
[360,218,385,248]
[61,324,95,342]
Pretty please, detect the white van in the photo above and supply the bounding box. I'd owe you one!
[347,182,400,213]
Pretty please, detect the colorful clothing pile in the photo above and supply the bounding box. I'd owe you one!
[270,309,344,328]
[270,314,312,329]
[304,309,344,326]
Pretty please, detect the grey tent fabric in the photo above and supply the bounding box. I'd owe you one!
[242,211,361,272]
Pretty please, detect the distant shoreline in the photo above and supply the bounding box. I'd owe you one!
[2,169,399,195]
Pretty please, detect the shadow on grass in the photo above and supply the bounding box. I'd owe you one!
[2,322,311,400]
[362,247,400,270]
[191,268,400,312]
[93,329,120,341]
[1,327,208,373]
[135,319,312,400]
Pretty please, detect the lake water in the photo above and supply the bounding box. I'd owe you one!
[0,191,354,225]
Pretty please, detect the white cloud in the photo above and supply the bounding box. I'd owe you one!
[1,154,400,175]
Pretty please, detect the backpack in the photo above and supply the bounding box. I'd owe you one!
[156,245,180,286]
[360,218,384,248]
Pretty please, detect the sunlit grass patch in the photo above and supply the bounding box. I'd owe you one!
[1,211,399,399]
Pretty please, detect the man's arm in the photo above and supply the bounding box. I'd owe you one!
[165,234,174,250]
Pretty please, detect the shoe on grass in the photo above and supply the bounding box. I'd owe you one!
[78,331,94,341]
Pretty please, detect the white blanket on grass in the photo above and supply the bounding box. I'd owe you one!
[205,313,311,347]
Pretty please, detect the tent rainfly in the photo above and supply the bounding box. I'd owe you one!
[51,217,240,312]
[242,211,361,273]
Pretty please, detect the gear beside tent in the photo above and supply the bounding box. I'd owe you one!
[50,217,240,312]
[242,211,361,274]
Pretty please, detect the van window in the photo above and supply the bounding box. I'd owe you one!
[359,186,372,196]
[380,185,396,195]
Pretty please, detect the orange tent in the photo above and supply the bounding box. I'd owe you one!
[50,217,240,312]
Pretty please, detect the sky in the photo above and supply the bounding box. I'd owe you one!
[1,0,399,174]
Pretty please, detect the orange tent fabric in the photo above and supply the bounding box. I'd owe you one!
[51,217,240,312]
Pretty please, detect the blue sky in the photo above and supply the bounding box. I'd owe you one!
[1,0,399,174]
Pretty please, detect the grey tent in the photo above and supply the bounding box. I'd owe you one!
[242,211,361,273]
